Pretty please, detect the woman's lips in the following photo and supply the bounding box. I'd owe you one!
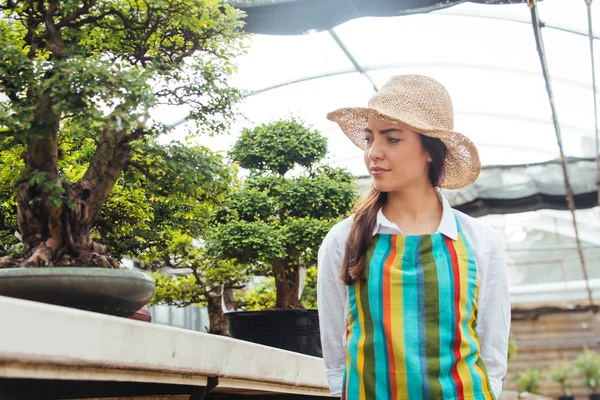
[370,167,389,176]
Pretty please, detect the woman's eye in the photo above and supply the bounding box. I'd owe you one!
[387,137,400,143]
[363,136,373,144]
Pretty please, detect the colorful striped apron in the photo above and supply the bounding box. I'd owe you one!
[342,219,495,400]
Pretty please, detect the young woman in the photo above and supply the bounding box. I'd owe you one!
[317,75,510,400]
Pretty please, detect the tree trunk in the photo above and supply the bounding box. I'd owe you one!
[0,182,122,269]
[223,285,236,311]
[207,291,229,336]
[0,7,139,270]
[273,258,300,309]
[0,121,134,269]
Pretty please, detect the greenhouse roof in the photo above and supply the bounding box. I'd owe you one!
[154,0,600,299]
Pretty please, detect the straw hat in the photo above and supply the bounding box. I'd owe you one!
[327,75,480,190]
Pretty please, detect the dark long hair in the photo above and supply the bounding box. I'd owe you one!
[340,135,447,285]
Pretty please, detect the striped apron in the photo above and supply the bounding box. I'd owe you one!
[341,219,495,400]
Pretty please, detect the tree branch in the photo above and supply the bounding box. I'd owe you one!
[43,0,65,60]
[27,92,60,176]
[118,127,147,145]
[128,160,169,197]
[80,115,132,230]
[0,77,21,103]
[56,0,96,28]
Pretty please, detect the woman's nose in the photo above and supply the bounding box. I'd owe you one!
[367,138,384,161]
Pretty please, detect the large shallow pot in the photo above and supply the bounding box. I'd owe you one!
[226,309,321,357]
[0,267,155,317]
[590,394,600,400]
[558,396,574,400]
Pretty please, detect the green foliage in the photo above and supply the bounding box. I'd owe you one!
[575,348,600,393]
[100,139,235,260]
[0,0,247,229]
[300,265,318,308]
[508,334,518,362]
[209,118,356,308]
[515,368,543,394]
[229,119,328,175]
[148,232,248,308]
[549,363,576,396]
[208,219,285,265]
[0,127,235,259]
[210,169,356,266]
[0,140,22,255]
[0,0,246,138]
[149,271,206,307]
[235,266,318,310]
[235,278,276,311]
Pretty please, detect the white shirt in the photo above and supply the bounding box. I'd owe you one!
[317,194,510,399]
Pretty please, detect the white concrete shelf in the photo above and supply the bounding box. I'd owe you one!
[0,296,333,399]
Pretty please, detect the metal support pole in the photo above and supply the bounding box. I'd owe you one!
[528,0,595,308]
[585,0,600,206]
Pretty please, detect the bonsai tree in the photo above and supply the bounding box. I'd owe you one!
[0,0,246,269]
[1,133,235,258]
[549,363,576,399]
[147,237,247,335]
[1,111,243,331]
[236,265,318,310]
[575,348,600,395]
[208,118,357,309]
[515,368,543,396]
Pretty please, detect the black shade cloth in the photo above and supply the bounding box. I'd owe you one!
[229,0,528,35]
[357,158,599,217]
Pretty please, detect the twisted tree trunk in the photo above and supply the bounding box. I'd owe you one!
[207,292,229,335]
[0,118,137,269]
[273,258,300,309]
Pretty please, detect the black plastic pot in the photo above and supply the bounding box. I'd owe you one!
[226,309,322,357]
[558,396,574,400]
[590,394,600,400]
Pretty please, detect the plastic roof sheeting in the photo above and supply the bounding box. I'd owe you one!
[229,0,528,35]
[209,0,599,182]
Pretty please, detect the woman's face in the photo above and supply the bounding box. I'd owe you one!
[363,119,431,193]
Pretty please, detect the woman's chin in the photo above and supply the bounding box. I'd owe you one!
[372,183,392,193]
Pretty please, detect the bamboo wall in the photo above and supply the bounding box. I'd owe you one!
[504,305,600,400]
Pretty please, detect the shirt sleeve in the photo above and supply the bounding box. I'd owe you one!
[317,222,349,396]
[476,227,511,399]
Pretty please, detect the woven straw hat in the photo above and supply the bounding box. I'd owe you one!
[327,75,480,190]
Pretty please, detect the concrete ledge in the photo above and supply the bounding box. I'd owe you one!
[0,296,332,397]
[499,391,551,400]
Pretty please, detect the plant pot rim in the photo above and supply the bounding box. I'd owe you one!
[0,266,155,317]
[0,266,152,282]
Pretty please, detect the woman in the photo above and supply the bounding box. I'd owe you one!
[317,75,510,400]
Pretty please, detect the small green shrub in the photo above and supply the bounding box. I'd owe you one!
[508,334,518,362]
[235,266,318,310]
[235,278,276,311]
[575,348,600,393]
[549,363,575,396]
[516,368,543,395]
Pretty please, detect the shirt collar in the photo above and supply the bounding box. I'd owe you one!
[372,192,458,241]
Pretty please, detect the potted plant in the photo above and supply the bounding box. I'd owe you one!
[207,118,356,356]
[148,242,248,335]
[575,348,600,400]
[235,265,318,310]
[516,368,543,398]
[549,363,576,400]
[0,0,246,316]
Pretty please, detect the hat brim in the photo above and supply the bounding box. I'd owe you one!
[327,107,481,190]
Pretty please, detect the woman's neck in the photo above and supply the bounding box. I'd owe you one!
[382,182,442,235]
